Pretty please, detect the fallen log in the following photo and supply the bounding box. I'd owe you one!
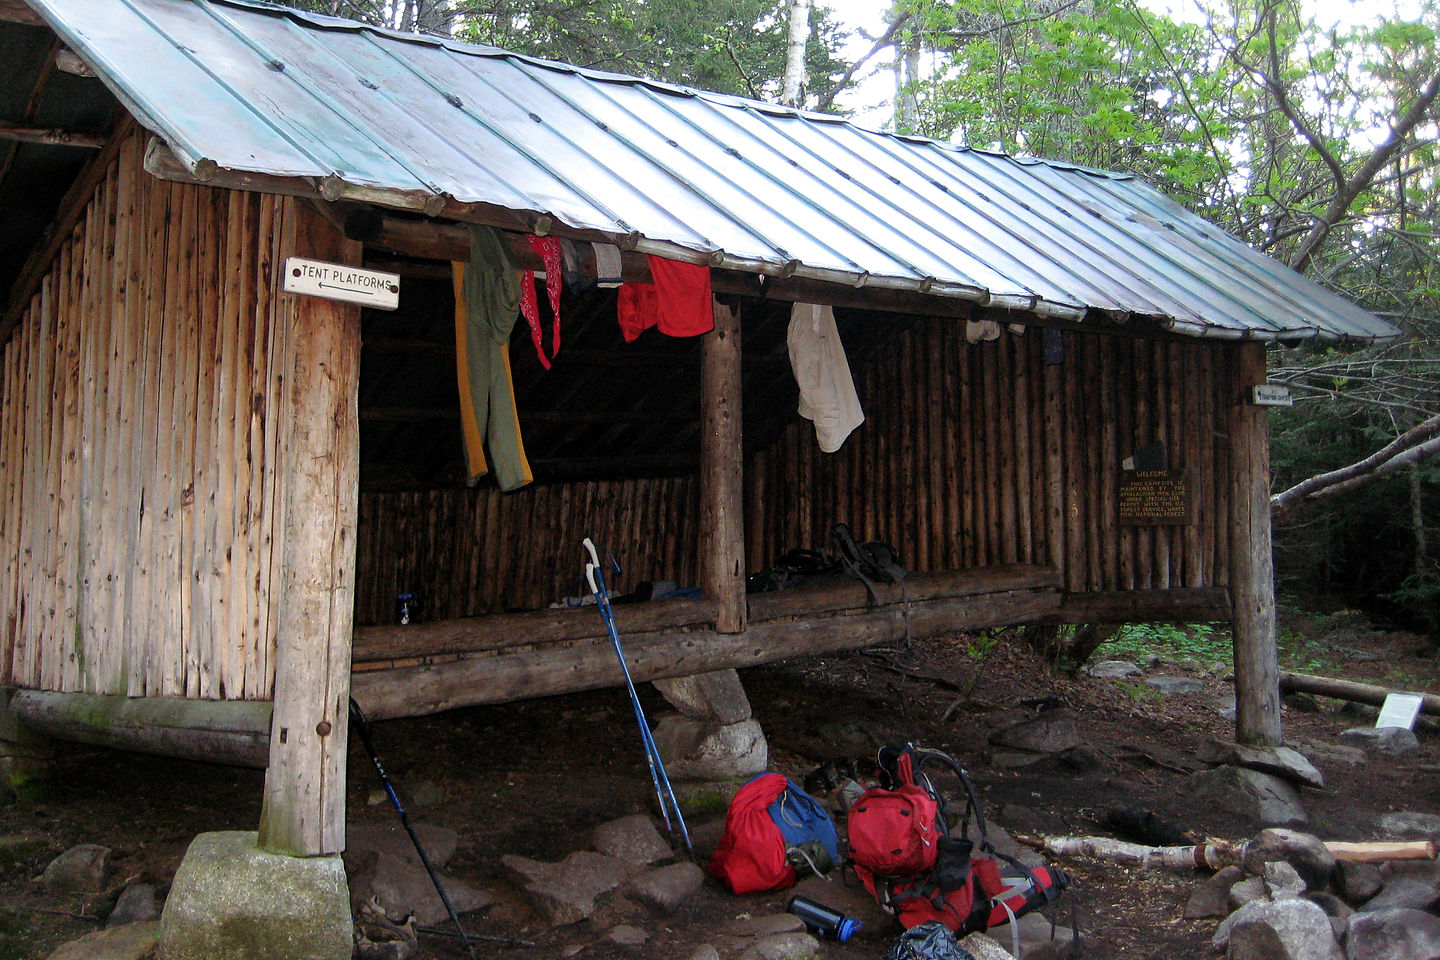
[1278,671,1440,715]
[1023,835,1243,872]
[1021,835,1437,874]
[1324,841,1438,863]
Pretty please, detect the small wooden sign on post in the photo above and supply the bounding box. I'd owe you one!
[282,257,400,310]
[1118,468,1191,525]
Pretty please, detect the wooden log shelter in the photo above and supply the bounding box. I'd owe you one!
[0,0,1399,861]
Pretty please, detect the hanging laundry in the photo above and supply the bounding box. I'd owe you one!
[518,234,563,368]
[965,319,1001,343]
[453,224,533,492]
[787,302,864,453]
[617,255,715,342]
[592,243,624,288]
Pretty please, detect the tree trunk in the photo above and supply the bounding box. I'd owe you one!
[781,0,813,107]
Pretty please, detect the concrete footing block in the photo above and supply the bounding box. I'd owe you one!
[159,831,352,960]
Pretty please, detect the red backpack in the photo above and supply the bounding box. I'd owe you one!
[847,745,1069,934]
[711,773,841,894]
[711,774,796,894]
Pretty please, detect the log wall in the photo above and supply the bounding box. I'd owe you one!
[0,130,297,700]
[353,477,700,625]
[748,320,1235,597]
[355,319,1234,625]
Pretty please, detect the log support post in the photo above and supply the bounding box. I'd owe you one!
[1228,342,1281,747]
[258,200,362,857]
[700,299,746,634]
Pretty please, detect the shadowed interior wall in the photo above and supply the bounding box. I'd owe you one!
[748,319,1235,595]
[353,317,1235,624]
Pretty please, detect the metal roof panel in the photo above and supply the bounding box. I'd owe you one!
[24,0,1402,342]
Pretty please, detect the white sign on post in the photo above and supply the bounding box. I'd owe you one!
[1376,693,1424,730]
[1251,383,1293,407]
[282,257,400,311]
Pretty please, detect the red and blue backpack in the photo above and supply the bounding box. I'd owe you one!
[710,773,840,894]
[846,744,1069,934]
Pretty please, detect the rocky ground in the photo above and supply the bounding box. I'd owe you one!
[3,613,1440,960]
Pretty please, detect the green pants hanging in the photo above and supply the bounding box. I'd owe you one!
[453,225,533,492]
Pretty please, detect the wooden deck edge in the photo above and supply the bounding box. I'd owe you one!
[1035,587,1232,625]
[350,585,1063,720]
[352,565,1062,665]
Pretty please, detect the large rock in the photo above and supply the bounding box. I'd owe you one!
[1144,676,1204,696]
[1087,661,1142,678]
[959,932,1020,959]
[1197,740,1324,788]
[1222,897,1343,960]
[158,831,352,960]
[1262,861,1307,900]
[653,670,752,725]
[1360,877,1440,913]
[1241,829,1335,891]
[346,847,499,926]
[1185,865,1244,919]
[40,843,113,893]
[737,932,821,960]
[987,710,1085,754]
[108,882,160,927]
[1335,860,1383,903]
[1339,727,1420,757]
[501,851,640,926]
[1292,739,1366,767]
[592,814,672,866]
[1229,876,1267,910]
[1345,907,1440,960]
[652,717,768,780]
[1187,766,1307,827]
[1379,811,1440,842]
[627,861,704,912]
[43,921,159,960]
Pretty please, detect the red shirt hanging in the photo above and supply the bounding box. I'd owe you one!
[617,255,714,342]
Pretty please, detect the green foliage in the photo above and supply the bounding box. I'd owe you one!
[964,630,1002,659]
[1095,621,1232,665]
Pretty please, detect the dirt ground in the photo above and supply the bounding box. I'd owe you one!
[2,617,1437,960]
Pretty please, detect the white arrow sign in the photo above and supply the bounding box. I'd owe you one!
[282,257,400,311]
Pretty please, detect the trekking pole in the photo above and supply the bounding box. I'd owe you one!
[583,538,693,856]
[348,699,481,959]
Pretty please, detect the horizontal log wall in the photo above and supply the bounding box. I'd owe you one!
[353,477,699,624]
[747,319,1233,597]
[0,130,290,699]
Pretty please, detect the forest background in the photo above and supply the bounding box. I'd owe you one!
[300,0,1440,644]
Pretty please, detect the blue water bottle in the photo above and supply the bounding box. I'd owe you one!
[788,895,862,942]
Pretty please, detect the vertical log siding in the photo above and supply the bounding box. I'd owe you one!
[355,319,1232,626]
[0,131,291,699]
[746,320,1232,597]
[354,478,700,625]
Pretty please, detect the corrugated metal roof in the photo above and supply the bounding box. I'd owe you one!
[28,0,1398,341]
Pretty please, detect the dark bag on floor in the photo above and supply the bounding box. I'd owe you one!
[746,548,845,594]
[847,744,1068,934]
